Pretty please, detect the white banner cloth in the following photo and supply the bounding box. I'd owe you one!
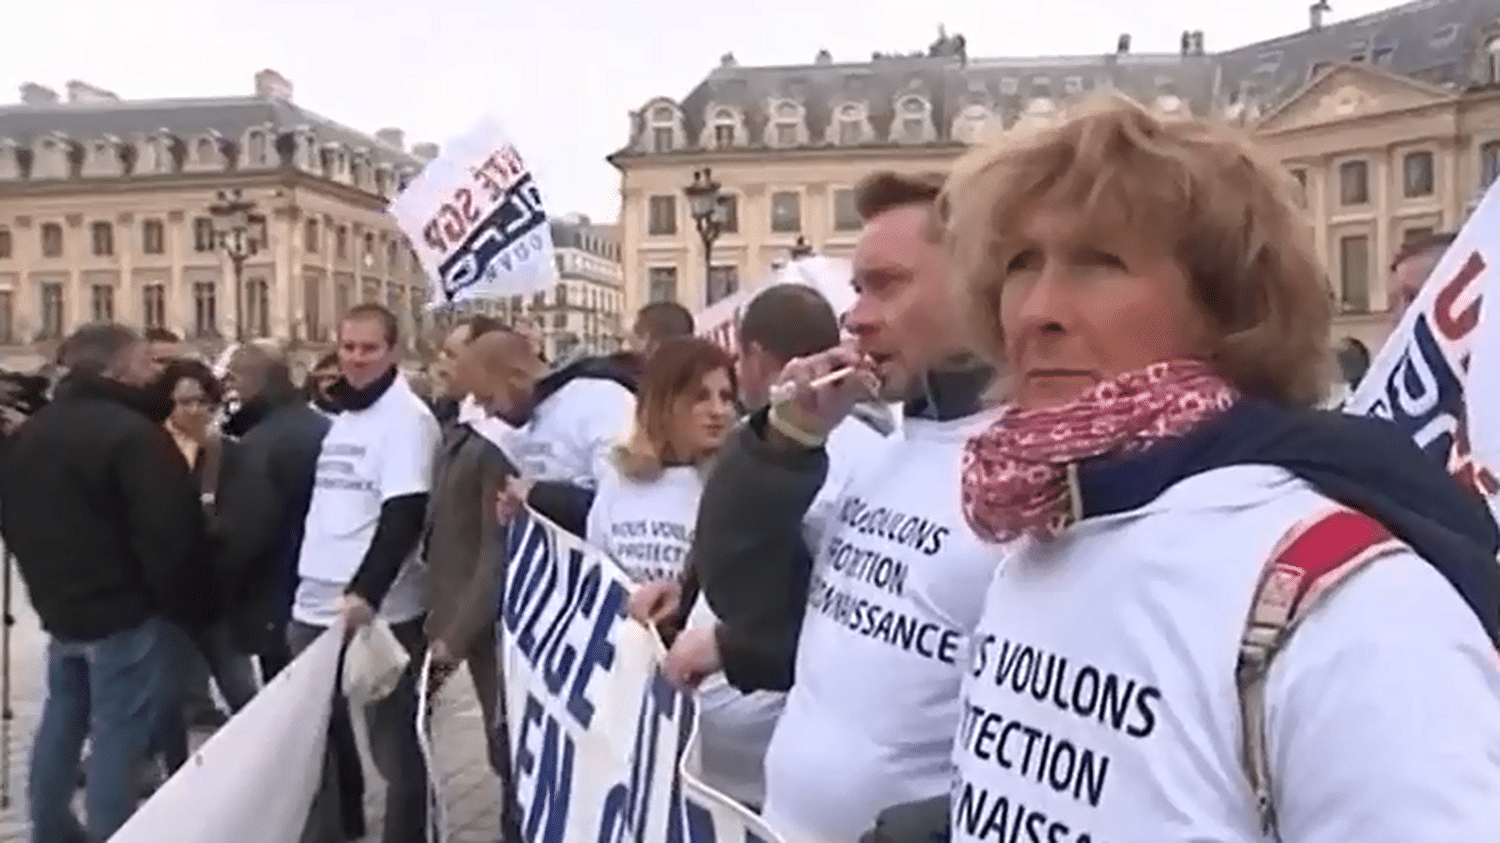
[500,509,788,843]
[108,626,345,842]
[697,256,854,355]
[389,117,556,307]
[1347,181,1500,514]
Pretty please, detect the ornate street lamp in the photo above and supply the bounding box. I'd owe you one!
[207,188,262,342]
[789,234,815,260]
[683,168,726,302]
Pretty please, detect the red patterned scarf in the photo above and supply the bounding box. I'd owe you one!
[962,360,1239,543]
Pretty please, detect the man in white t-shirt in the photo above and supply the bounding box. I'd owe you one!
[290,304,440,843]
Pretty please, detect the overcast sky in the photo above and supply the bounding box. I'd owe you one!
[7,0,1400,222]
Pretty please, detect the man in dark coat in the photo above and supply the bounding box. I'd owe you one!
[0,323,210,842]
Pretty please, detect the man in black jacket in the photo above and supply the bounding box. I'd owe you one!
[0,323,210,843]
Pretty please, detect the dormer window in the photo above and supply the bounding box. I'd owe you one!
[195,137,218,166]
[1486,37,1500,84]
[896,96,930,143]
[648,104,676,152]
[952,104,992,144]
[836,103,866,145]
[244,131,268,167]
[712,109,737,148]
[771,101,803,148]
[33,137,68,179]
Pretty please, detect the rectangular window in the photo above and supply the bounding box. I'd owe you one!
[707,265,739,306]
[304,219,320,253]
[1339,160,1370,205]
[1403,151,1435,197]
[336,226,349,259]
[193,280,218,338]
[839,120,862,145]
[647,196,677,236]
[1338,234,1371,313]
[1481,141,1500,188]
[142,283,166,331]
[41,223,63,258]
[652,126,674,153]
[714,124,735,147]
[0,227,11,259]
[303,274,325,341]
[647,266,678,303]
[775,123,797,147]
[193,217,216,252]
[39,282,64,340]
[334,278,353,319]
[770,191,802,233]
[90,222,114,257]
[833,188,862,231]
[0,290,14,344]
[141,219,165,255]
[717,195,739,234]
[247,277,270,337]
[90,284,114,322]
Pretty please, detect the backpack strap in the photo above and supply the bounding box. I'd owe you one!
[1236,505,1404,841]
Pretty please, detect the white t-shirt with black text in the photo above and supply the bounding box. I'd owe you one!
[761,409,1004,843]
[515,378,634,487]
[293,374,441,627]
[952,465,1500,843]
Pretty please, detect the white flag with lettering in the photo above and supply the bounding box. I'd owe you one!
[389,117,556,307]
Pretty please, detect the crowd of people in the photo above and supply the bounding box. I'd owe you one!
[1,90,1498,843]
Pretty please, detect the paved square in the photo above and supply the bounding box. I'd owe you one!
[0,564,502,842]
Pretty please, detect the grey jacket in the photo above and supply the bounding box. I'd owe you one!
[423,422,516,655]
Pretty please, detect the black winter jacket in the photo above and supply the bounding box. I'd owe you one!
[1,372,212,641]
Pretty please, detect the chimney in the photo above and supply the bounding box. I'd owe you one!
[375,127,405,150]
[1116,33,1132,55]
[815,48,833,65]
[411,142,440,163]
[65,80,120,103]
[19,83,59,106]
[1309,0,1331,31]
[1192,31,1206,55]
[1180,31,1191,55]
[253,69,294,101]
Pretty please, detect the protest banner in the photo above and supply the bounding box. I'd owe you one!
[1347,182,1500,515]
[389,117,556,307]
[697,255,854,355]
[500,509,787,843]
[109,627,344,843]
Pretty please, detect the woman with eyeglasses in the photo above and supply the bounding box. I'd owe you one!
[156,360,261,760]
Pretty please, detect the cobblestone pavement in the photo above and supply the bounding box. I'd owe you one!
[0,565,502,843]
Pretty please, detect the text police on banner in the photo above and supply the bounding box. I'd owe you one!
[498,508,787,843]
[1347,182,1500,514]
[389,117,556,306]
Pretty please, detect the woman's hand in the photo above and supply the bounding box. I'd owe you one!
[628,579,681,626]
[494,476,535,523]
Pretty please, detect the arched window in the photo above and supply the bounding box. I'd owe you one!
[648,103,676,152]
[952,104,992,144]
[897,96,929,141]
[712,108,737,148]
[836,103,866,145]
[772,101,803,147]
[1487,37,1500,84]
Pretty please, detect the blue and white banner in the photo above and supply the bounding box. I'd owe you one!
[389,117,556,307]
[501,509,787,843]
[1347,183,1500,515]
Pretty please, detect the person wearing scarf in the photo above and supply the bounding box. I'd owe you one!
[897,94,1500,843]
